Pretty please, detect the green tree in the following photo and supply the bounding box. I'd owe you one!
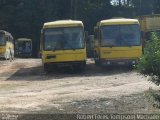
[137,32,160,85]
[0,0,159,56]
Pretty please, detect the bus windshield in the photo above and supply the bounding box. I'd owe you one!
[101,24,141,47]
[0,34,5,46]
[18,41,32,53]
[44,27,84,51]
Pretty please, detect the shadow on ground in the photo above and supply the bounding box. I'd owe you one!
[7,63,133,81]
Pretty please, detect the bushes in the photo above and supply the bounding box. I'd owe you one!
[137,32,160,85]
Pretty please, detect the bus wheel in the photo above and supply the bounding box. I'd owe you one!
[43,63,51,73]
[4,51,9,60]
[9,52,13,62]
[73,62,86,72]
[12,54,15,60]
[95,59,101,66]
[11,51,14,60]
[127,64,134,70]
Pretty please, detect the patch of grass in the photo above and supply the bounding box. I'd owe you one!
[145,88,160,109]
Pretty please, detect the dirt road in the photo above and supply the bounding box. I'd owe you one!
[0,59,159,114]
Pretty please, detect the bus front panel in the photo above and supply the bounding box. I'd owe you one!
[42,27,86,65]
[99,24,142,65]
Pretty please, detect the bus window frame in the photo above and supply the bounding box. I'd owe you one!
[0,33,6,46]
[100,24,141,47]
[42,26,85,51]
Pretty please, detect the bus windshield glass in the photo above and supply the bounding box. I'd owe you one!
[101,24,141,47]
[18,41,32,53]
[44,27,84,51]
[0,34,5,45]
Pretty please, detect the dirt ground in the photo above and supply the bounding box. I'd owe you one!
[0,58,160,114]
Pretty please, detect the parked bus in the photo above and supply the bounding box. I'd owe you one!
[0,30,14,60]
[40,20,86,72]
[15,38,32,57]
[94,18,142,66]
[138,14,160,49]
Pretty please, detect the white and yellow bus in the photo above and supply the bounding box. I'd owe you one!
[0,30,14,60]
[40,20,86,72]
[94,18,142,66]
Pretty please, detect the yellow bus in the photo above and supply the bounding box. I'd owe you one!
[41,20,86,72]
[0,30,14,60]
[15,38,32,57]
[138,14,160,50]
[94,18,142,66]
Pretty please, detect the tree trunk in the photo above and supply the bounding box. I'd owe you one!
[119,0,121,6]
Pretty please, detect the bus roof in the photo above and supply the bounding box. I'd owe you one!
[98,18,139,26]
[43,20,83,29]
[17,38,32,42]
[0,30,13,39]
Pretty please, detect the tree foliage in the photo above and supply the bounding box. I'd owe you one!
[0,0,160,56]
[137,32,160,85]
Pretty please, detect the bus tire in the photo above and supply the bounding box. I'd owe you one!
[73,62,86,72]
[95,59,101,66]
[9,49,13,62]
[43,63,51,73]
[79,63,86,72]
[127,64,134,70]
[11,50,14,60]
[4,51,9,60]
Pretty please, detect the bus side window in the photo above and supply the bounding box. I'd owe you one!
[8,36,11,42]
[40,29,43,52]
[5,36,9,42]
[10,37,13,43]
[9,36,11,42]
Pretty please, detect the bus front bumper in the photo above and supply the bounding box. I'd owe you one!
[44,61,86,67]
[100,59,138,66]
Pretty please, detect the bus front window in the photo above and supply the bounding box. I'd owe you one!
[101,24,141,47]
[0,34,5,46]
[44,27,84,51]
[18,41,31,53]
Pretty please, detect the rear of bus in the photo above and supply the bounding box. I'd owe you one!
[94,18,142,66]
[41,20,86,72]
[16,38,32,57]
